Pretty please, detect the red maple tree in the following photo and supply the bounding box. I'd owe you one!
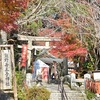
[0,0,29,32]
[50,33,87,58]
[39,12,87,58]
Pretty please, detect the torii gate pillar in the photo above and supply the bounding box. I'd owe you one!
[27,40,32,68]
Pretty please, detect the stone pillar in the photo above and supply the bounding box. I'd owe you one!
[0,30,7,44]
[26,73,32,88]
[70,72,76,89]
[45,42,49,47]
[84,73,91,90]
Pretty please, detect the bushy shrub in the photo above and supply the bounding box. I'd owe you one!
[27,86,51,100]
[85,89,95,100]
[16,71,50,100]
[16,71,27,100]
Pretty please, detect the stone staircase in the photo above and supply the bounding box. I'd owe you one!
[44,83,87,100]
[65,90,87,100]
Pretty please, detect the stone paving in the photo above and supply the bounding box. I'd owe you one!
[33,80,100,100]
[43,83,87,100]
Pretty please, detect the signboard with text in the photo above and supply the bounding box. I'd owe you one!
[1,50,12,89]
[0,45,17,100]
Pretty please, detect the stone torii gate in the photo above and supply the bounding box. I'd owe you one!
[17,34,60,67]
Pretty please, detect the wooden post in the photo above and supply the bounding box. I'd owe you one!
[0,47,2,89]
[11,45,18,100]
[63,58,68,75]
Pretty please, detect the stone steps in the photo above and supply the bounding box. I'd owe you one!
[49,92,87,100]
[66,92,87,100]
[45,84,87,100]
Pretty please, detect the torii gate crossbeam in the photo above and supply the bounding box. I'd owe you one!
[17,34,61,41]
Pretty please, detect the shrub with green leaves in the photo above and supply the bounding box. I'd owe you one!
[85,89,95,100]
[16,71,50,100]
[16,71,26,100]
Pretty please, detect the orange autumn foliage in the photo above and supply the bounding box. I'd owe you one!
[50,33,87,58]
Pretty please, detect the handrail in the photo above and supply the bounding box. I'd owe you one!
[73,82,87,100]
[58,75,69,100]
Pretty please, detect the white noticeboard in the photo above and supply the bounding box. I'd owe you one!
[93,71,100,80]
[2,50,12,90]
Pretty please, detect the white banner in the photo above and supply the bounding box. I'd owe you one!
[2,50,12,89]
